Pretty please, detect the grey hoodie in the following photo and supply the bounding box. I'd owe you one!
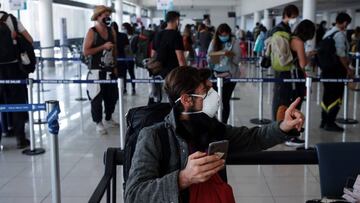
[125,110,295,203]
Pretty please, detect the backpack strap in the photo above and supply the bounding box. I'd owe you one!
[158,123,171,176]
[9,14,19,33]
[328,31,339,39]
[90,27,98,47]
[0,12,9,22]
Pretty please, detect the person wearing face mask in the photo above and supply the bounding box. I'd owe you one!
[83,5,119,135]
[266,5,303,147]
[207,23,241,123]
[267,4,299,38]
[125,67,305,203]
[148,11,186,104]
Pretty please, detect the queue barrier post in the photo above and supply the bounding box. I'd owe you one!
[356,52,359,79]
[46,100,61,203]
[250,65,271,125]
[304,77,312,150]
[316,67,321,105]
[217,77,224,122]
[117,78,125,149]
[22,79,46,156]
[75,61,87,101]
[34,59,47,125]
[336,82,358,124]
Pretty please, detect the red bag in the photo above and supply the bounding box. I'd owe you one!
[189,173,235,203]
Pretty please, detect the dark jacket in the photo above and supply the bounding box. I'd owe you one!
[125,110,295,203]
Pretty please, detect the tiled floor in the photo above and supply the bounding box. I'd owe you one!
[0,62,359,203]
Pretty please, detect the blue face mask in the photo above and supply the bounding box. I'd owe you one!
[219,35,229,43]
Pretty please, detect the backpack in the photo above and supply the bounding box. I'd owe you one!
[270,31,293,72]
[134,30,153,68]
[9,14,36,74]
[0,12,18,63]
[317,31,341,71]
[123,103,172,189]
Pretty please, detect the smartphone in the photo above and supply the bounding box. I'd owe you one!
[207,140,229,160]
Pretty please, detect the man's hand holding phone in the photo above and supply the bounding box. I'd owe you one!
[178,151,225,190]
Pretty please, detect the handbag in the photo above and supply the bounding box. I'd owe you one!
[260,55,271,68]
[189,173,235,203]
[144,57,163,76]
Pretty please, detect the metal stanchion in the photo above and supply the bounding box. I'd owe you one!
[217,77,223,123]
[117,78,125,149]
[353,91,358,121]
[117,78,126,199]
[34,60,47,125]
[266,66,274,77]
[39,54,50,93]
[336,82,358,124]
[46,100,61,203]
[316,67,321,105]
[356,52,360,77]
[22,79,46,156]
[75,63,87,101]
[353,52,360,91]
[250,65,271,125]
[304,77,312,150]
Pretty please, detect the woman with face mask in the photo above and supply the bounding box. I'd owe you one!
[207,23,241,123]
[83,5,119,135]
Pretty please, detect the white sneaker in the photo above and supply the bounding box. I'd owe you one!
[96,122,108,135]
[104,118,119,128]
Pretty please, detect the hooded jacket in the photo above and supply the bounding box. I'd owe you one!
[125,109,295,203]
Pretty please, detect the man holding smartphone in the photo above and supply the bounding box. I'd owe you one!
[125,67,305,203]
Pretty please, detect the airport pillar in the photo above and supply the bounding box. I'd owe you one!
[240,15,246,31]
[39,0,55,66]
[264,9,272,30]
[115,0,123,26]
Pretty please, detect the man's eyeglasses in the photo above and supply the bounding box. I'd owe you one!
[175,92,207,103]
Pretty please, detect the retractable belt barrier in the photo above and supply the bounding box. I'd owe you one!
[2,78,360,84]
[0,100,61,203]
[0,104,46,112]
[37,57,136,62]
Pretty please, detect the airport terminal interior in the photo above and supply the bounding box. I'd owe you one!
[0,0,360,203]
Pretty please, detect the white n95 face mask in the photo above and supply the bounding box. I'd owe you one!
[289,18,298,27]
[202,88,220,118]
